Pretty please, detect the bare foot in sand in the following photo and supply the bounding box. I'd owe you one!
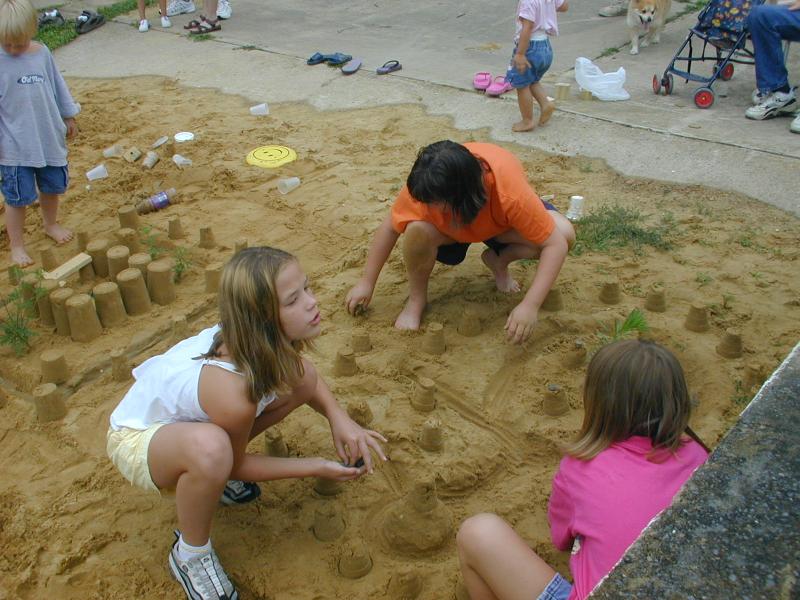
[395,297,426,330]
[481,248,520,293]
[538,101,555,126]
[11,247,34,268]
[512,119,536,132]
[45,224,73,244]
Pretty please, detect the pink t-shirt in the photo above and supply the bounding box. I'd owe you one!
[547,436,708,600]
[515,0,565,40]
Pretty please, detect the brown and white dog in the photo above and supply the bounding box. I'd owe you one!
[628,0,671,54]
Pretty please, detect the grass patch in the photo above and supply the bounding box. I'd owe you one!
[598,308,650,345]
[34,0,154,51]
[571,205,674,256]
[598,46,621,59]
[234,44,259,51]
[189,33,213,42]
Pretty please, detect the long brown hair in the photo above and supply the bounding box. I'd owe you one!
[203,247,307,403]
[565,339,692,460]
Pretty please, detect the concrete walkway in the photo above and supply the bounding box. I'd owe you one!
[47,0,799,214]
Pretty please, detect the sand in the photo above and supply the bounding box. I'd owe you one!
[0,77,798,600]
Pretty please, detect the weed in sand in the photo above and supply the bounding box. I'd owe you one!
[695,272,713,287]
[172,247,192,283]
[571,205,674,256]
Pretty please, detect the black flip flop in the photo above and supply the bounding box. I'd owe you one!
[38,9,65,27]
[377,60,402,75]
[75,10,105,34]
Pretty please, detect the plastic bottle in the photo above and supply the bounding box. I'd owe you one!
[566,195,584,222]
[136,188,177,214]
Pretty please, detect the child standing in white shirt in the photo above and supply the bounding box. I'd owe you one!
[506,0,569,132]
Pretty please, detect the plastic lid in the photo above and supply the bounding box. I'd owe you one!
[174,132,195,142]
[246,145,297,169]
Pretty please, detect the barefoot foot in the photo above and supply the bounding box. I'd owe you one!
[11,247,34,268]
[395,298,426,330]
[481,249,520,293]
[538,101,555,126]
[45,224,73,244]
[512,119,536,132]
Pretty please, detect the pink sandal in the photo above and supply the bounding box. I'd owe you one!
[473,71,492,91]
[485,75,513,97]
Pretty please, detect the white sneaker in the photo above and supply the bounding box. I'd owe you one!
[791,113,800,134]
[169,539,238,600]
[166,0,196,16]
[744,89,797,120]
[161,15,172,27]
[216,0,232,20]
[138,19,150,32]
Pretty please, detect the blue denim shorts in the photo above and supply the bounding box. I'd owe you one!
[537,573,572,600]
[0,165,69,208]
[506,38,553,88]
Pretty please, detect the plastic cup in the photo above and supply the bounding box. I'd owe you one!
[102,144,124,158]
[86,163,108,181]
[566,195,584,222]
[152,135,169,148]
[172,154,193,167]
[249,103,269,116]
[277,177,300,195]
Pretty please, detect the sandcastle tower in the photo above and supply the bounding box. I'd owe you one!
[347,399,373,427]
[381,480,453,554]
[314,476,343,497]
[422,322,446,355]
[541,287,564,312]
[168,216,184,240]
[418,418,443,452]
[684,303,709,332]
[716,329,743,359]
[312,504,346,542]
[111,349,130,382]
[66,294,102,342]
[40,349,69,384]
[337,538,373,579]
[457,308,481,336]
[33,383,66,422]
[198,227,216,249]
[264,428,288,457]
[599,280,621,305]
[644,284,667,312]
[93,282,127,328]
[118,205,140,230]
[563,339,587,369]
[50,287,75,336]
[351,329,372,352]
[35,279,59,328]
[86,238,111,278]
[205,262,223,294]
[387,569,423,599]
[411,377,436,412]
[333,347,358,376]
[542,383,569,417]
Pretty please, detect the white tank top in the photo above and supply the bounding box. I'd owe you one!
[109,325,276,431]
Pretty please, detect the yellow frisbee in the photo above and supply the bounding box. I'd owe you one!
[246,145,297,169]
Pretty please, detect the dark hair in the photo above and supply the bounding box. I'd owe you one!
[406,140,486,225]
[565,339,692,460]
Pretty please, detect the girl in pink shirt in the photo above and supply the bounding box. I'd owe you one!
[457,339,709,600]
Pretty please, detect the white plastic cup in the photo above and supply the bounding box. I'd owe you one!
[277,177,300,195]
[249,103,269,116]
[172,154,193,167]
[102,144,124,158]
[566,195,584,222]
[86,163,108,181]
[152,135,169,148]
[143,151,159,169]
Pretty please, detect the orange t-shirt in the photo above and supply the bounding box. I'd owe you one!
[390,142,555,244]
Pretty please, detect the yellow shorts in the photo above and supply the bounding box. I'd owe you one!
[106,424,165,494]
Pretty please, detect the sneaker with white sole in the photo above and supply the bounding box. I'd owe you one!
[166,0,196,16]
[161,15,172,27]
[138,19,150,32]
[745,88,796,120]
[791,113,800,134]
[168,536,238,600]
[220,480,260,505]
[752,89,767,105]
[599,0,627,17]
[216,0,232,20]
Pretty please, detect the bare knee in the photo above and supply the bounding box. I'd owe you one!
[458,513,505,556]
[186,424,233,482]
[403,221,440,261]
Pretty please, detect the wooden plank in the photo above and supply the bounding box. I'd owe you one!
[43,252,92,281]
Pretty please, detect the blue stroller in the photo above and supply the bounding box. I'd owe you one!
[654,0,764,108]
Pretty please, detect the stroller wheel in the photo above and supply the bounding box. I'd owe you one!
[652,74,662,95]
[694,87,715,109]
[663,74,674,95]
[719,63,734,81]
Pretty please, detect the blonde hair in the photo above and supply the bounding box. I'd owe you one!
[0,0,38,44]
[565,339,691,461]
[204,247,308,403]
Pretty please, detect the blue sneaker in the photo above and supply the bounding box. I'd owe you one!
[220,480,260,505]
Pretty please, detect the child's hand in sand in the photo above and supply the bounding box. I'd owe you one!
[313,458,366,481]
[329,412,388,474]
[505,301,539,344]
[64,117,78,139]
[345,279,375,316]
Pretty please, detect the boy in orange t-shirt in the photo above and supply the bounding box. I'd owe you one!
[345,140,574,344]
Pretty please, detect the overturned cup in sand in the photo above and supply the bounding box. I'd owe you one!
[86,163,108,181]
[172,154,192,168]
[249,102,269,116]
[277,177,301,195]
[102,144,124,158]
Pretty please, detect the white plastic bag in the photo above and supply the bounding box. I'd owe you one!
[574,57,630,101]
